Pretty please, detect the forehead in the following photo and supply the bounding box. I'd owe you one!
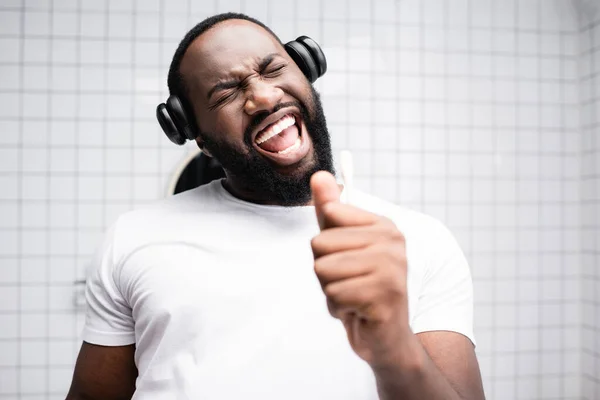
[180,20,284,89]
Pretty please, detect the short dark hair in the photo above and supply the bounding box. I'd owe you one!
[167,12,282,100]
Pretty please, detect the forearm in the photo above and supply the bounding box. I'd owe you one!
[372,334,464,400]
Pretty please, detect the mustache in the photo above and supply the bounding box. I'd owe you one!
[244,101,304,145]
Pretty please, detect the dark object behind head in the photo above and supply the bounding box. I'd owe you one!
[156,12,327,146]
[173,152,226,195]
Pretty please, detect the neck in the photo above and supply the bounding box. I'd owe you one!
[221,178,313,206]
[221,178,343,207]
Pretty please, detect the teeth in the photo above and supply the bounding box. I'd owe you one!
[255,115,296,144]
[278,137,301,154]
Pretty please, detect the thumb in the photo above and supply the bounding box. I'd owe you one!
[310,171,340,229]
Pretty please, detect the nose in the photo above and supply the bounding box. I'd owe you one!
[243,80,284,115]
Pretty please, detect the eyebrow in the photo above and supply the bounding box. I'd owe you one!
[207,53,281,100]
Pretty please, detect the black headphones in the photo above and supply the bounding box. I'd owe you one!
[156,36,327,146]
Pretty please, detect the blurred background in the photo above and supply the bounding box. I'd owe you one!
[0,0,598,399]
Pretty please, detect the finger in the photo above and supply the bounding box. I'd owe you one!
[310,171,341,229]
[323,274,378,317]
[310,170,340,208]
[313,248,377,287]
[327,298,358,320]
[311,223,401,258]
[320,201,386,230]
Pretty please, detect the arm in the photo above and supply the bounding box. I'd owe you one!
[309,171,484,400]
[66,342,137,400]
[70,220,137,399]
[373,331,485,400]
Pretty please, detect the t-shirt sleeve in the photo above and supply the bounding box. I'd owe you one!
[410,220,476,346]
[82,222,136,346]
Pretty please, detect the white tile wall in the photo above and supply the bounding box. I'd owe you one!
[0,0,593,399]
[580,4,600,400]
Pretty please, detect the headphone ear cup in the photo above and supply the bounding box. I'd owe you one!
[295,36,327,78]
[285,40,319,83]
[157,103,186,145]
[166,95,197,141]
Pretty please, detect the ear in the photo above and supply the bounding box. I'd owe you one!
[195,137,213,158]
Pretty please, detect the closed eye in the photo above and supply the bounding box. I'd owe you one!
[209,90,237,110]
[264,65,285,78]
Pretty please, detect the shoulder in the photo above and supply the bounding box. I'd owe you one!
[351,190,452,244]
[118,180,223,224]
[352,192,472,308]
[351,189,467,281]
[107,180,226,258]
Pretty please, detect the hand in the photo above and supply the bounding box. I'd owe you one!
[310,171,413,367]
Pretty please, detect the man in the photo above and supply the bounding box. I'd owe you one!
[67,13,484,400]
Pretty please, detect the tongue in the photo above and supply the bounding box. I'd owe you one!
[257,124,299,153]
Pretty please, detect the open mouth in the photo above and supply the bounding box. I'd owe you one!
[255,113,301,154]
[252,111,311,167]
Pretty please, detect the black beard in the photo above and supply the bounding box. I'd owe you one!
[199,87,334,206]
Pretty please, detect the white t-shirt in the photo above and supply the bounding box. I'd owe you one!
[83,179,474,400]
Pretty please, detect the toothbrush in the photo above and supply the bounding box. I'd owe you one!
[340,150,354,204]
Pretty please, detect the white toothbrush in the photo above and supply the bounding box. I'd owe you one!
[340,150,354,204]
